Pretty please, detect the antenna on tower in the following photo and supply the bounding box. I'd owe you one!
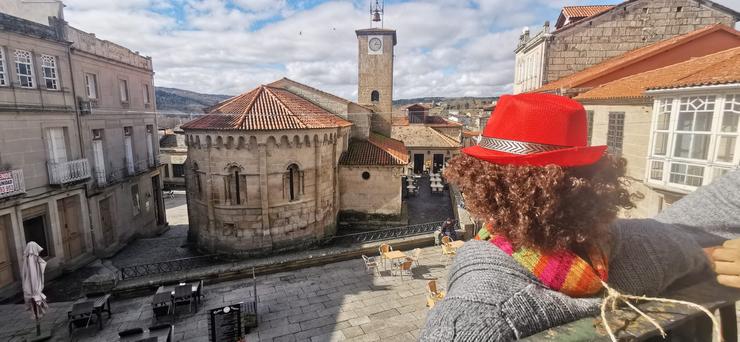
[370,0,384,28]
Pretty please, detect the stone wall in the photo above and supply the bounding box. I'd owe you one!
[357,31,395,136]
[184,128,349,255]
[338,166,403,215]
[546,0,736,83]
[586,102,658,218]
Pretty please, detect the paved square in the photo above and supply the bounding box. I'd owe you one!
[1,245,451,341]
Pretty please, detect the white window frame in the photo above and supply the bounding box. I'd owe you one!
[119,79,129,103]
[646,91,740,192]
[124,126,134,175]
[0,48,7,86]
[84,73,97,99]
[14,49,35,88]
[40,54,58,90]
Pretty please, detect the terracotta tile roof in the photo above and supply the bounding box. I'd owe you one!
[536,24,740,94]
[575,47,740,101]
[562,5,614,18]
[339,133,409,166]
[391,125,461,149]
[556,5,614,29]
[181,85,352,131]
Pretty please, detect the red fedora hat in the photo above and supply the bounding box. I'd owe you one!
[462,93,606,167]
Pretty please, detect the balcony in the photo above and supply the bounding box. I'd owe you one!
[48,159,91,185]
[94,159,160,189]
[0,169,26,199]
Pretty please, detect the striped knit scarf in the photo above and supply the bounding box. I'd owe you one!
[476,227,608,297]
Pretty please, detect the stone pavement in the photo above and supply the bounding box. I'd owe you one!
[0,245,451,341]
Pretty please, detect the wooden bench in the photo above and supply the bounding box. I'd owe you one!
[523,280,740,341]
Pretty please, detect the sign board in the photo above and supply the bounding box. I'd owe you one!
[0,171,15,195]
[209,304,244,342]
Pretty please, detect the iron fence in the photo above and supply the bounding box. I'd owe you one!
[118,221,452,280]
[327,220,452,244]
[118,254,222,280]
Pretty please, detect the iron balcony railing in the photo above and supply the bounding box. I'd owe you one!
[94,158,161,188]
[48,159,91,185]
[0,169,26,199]
[119,254,222,280]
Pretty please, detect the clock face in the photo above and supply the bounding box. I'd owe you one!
[369,37,382,52]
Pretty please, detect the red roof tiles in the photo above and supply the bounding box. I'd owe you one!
[535,24,740,94]
[339,133,409,166]
[575,46,740,101]
[181,85,351,131]
[556,5,614,29]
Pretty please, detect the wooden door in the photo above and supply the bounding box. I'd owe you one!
[99,197,115,247]
[59,196,83,259]
[413,154,424,174]
[0,215,14,288]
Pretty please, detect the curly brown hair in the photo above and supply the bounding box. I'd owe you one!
[445,154,633,253]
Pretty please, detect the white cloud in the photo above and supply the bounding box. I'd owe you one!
[61,0,740,102]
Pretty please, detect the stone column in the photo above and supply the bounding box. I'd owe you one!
[258,143,271,249]
[314,136,322,237]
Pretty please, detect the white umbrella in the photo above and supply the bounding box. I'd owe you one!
[21,241,48,336]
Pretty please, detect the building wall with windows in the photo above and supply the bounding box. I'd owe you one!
[67,25,165,256]
[183,128,348,255]
[0,13,95,299]
[585,102,655,217]
[514,25,549,94]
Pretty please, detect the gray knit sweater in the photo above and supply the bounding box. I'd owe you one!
[420,170,740,341]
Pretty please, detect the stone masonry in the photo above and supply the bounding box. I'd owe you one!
[545,0,738,83]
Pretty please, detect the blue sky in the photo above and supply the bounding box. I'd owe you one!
[63,0,740,102]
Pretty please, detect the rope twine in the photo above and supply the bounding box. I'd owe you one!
[599,281,722,342]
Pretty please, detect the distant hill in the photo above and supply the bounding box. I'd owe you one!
[155,87,232,114]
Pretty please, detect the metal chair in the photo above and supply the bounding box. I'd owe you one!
[152,292,173,320]
[440,244,456,265]
[426,280,446,308]
[173,284,194,315]
[361,255,379,276]
[68,301,96,336]
[379,243,392,269]
[409,248,422,267]
[393,258,414,280]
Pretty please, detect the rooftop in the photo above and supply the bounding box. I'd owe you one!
[392,116,462,127]
[555,5,615,28]
[575,46,740,101]
[391,125,461,149]
[181,85,352,131]
[535,24,740,94]
[339,133,409,166]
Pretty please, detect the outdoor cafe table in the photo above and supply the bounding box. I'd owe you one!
[156,281,202,308]
[73,293,112,328]
[119,326,173,342]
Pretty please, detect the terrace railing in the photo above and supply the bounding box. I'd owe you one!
[119,254,222,280]
[328,220,452,244]
[48,158,91,185]
[0,169,26,199]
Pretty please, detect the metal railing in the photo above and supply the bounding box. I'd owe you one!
[94,158,161,188]
[48,158,91,184]
[0,169,25,199]
[119,254,222,280]
[328,220,452,244]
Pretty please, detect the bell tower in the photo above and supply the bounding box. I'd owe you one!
[356,0,396,136]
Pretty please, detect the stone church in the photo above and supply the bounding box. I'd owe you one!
[181,21,412,255]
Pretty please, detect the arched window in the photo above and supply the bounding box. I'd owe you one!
[371,90,380,102]
[285,164,303,201]
[224,164,245,205]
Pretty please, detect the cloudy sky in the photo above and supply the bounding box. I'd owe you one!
[63,0,740,100]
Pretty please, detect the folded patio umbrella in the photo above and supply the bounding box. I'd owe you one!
[22,241,48,336]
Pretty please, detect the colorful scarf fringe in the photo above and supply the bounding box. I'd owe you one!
[476,227,608,297]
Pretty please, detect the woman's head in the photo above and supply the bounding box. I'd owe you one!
[445,154,633,252]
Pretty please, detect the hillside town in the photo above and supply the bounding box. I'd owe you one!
[0,0,739,341]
